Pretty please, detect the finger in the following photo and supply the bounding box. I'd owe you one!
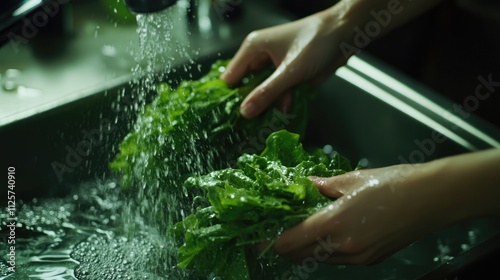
[273,203,340,256]
[240,64,299,118]
[324,243,396,266]
[278,235,343,264]
[309,176,346,198]
[276,234,384,266]
[221,33,267,85]
[220,46,255,85]
[289,251,368,266]
[280,240,387,266]
[222,49,271,86]
[286,219,417,266]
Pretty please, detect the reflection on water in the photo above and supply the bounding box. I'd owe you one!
[0,179,187,280]
[1,178,499,280]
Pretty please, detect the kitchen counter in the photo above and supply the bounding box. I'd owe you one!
[0,0,289,127]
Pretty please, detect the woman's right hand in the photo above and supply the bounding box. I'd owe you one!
[220,3,353,119]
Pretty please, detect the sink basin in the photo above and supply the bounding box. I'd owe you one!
[0,0,291,197]
[1,0,500,279]
[302,52,500,280]
[304,52,500,280]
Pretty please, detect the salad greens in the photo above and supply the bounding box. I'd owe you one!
[108,58,354,279]
[170,130,355,279]
[110,59,312,201]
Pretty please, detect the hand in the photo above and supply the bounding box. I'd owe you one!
[221,4,351,118]
[221,0,449,119]
[272,161,457,265]
[273,149,500,265]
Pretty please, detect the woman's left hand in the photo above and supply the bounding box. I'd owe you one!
[273,162,447,265]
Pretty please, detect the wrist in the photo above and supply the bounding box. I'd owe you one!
[397,161,453,229]
[383,159,474,231]
[313,1,362,57]
[320,0,446,55]
[316,0,389,58]
[417,149,500,227]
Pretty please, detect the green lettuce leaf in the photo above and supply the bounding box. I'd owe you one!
[109,59,315,226]
[170,130,354,279]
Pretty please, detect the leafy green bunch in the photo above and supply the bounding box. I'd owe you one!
[110,59,311,196]
[170,130,354,279]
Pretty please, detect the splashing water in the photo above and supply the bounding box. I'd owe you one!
[114,0,195,227]
[107,2,209,278]
[0,3,210,279]
[129,2,193,99]
[0,180,184,280]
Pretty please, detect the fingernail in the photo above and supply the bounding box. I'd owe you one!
[240,102,256,118]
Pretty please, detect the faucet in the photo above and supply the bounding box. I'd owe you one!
[1,0,48,46]
[124,0,243,40]
[1,0,176,45]
[123,0,179,14]
[1,0,72,56]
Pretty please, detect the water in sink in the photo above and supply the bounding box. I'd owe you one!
[2,1,499,279]
[0,5,202,279]
[0,178,195,280]
[0,163,493,280]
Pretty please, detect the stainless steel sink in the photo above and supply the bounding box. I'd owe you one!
[302,52,500,280]
[1,0,500,279]
[0,0,291,196]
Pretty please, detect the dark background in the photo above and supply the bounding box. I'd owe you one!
[276,1,500,279]
[276,0,500,129]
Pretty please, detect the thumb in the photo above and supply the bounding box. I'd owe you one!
[309,176,346,199]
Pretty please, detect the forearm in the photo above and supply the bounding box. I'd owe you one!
[421,149,500,227]
[318,0,446,47]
